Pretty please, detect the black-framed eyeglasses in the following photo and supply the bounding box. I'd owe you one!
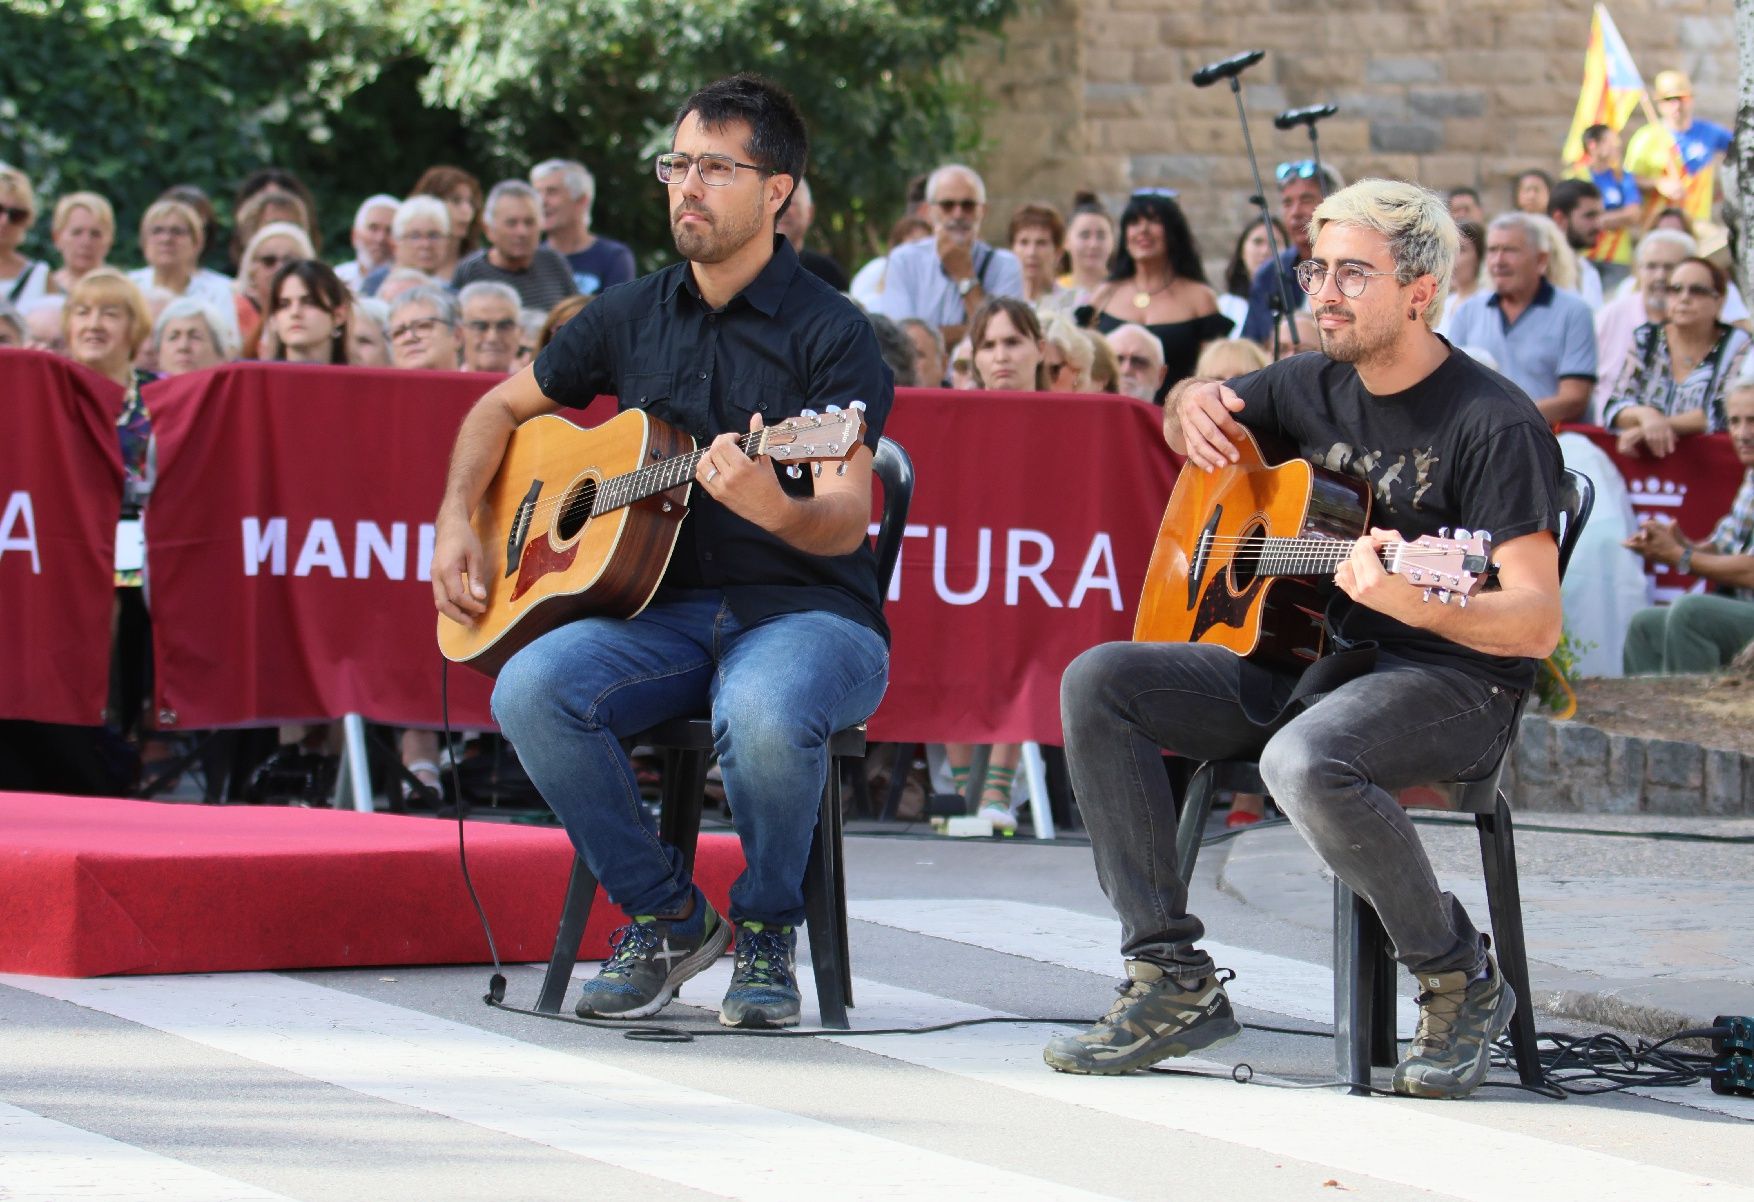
[1295,260,1401,298]
[1276,160,1319,185]
[389,317,444,342]
[655,152,771,187]
[933,198,980,214]
[1664,282,1720,299]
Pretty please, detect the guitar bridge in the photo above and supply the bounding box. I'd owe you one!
[505,479,543,578]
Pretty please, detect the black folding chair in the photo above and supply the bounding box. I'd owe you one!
[1172,469,1593,1091]
[534,436,915,1028]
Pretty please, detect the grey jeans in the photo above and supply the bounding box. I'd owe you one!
[1060,641,1519,979]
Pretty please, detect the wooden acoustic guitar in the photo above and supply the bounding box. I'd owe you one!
[1133,426,1493,669]
[438,405,866,676]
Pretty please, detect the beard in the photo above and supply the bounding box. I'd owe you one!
[1315,303,1399,366]
[672,196,764,264]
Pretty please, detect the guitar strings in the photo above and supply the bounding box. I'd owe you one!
[512,431,763,530]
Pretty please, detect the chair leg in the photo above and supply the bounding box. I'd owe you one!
[1477,798,1543,1087]
[1174,764,1219,885]
[802,763,851,1028]
[659,748,710,880]
[1368,910,1399,1068]
[536,856,602,1014]
[1333,876,1376,1094]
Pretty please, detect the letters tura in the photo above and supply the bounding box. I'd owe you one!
[243,517,1127,611]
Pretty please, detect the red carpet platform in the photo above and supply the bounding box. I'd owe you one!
[0,794,745,977]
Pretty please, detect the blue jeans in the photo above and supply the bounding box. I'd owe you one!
[1061,642,1517,979]
[491,589,889,927]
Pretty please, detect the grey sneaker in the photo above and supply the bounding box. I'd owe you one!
[574,892,731,1020]
[1043,961,1240,1075]
[1392,956,1516,1099]
[719,922,801,1028]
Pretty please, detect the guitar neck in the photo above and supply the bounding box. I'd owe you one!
[1254,536,1392,578]
[589,430,763,516]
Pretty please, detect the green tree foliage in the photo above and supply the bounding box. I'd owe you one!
[2,0,1014,272]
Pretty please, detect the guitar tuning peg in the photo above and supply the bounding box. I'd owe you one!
[812,463,823,478]
[836,462,848,475]
[1438,589,1453,604]
[801,408,817,418]
[849,399,866,412]
[1438,526,1450,538]
[1457,595,1469,608]
[1421,588,1434,603]
[825,404,843,413]
[786,464,803,479]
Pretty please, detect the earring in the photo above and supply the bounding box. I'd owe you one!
[1408,307,1417,321]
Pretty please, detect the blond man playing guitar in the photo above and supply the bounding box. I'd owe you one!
[430,76,893,1030]
[1044,179,1564,1099]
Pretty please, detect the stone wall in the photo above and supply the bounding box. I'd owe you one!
[1505,713,1753,815]
[960,0,1737,270]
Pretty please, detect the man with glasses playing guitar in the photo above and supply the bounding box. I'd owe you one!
[1046,180,1564,1100]
[430,74,893,1030]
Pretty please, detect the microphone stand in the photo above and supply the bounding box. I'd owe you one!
[1222,74,1300,357]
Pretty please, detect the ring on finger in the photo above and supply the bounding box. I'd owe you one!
[706,466,719,483]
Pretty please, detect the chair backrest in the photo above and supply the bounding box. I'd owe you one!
[871,436,914,594]
[1402,465,1595,813]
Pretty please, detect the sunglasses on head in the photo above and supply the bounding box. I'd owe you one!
[1131,187,1179,200]
[1276,160,1320,185]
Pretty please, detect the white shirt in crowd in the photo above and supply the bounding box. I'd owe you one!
[869,237,1025,328]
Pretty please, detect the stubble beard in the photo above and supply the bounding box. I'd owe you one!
[672,197,763,265]
[1316,305,1398,368]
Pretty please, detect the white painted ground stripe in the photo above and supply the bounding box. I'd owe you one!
[2,973,1115,1202]
[0,1100,296,1200]
[849,898,1419,1034]
[558,960,1753,1202]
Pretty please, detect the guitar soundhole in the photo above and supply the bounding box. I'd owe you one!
[554,479,598,541]
[1227,517,1267,592]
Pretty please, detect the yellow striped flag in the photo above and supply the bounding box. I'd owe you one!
[1561,4,1647,167]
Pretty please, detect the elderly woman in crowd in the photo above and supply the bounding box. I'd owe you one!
[48,192,116,294]
[1082,328,1120,393]
[152,297,238,375]
[65,268,155,389]
[1041,314,1094,392]
[1077,191,1230,400]
[127,198,236,323]
[388,285,463,371]
[0,165,52,304]
[235,221,316,347]
[233,187,312,266]
[1604,256,1751,457]
[1218,215,1290,333]
[262,260,352,365]
[349,297,393,366]
[1060,193,1115,308]
[410,164,484,272]
[365,196,456,294]
[899,317,946,388]
[1010,203,1076,317]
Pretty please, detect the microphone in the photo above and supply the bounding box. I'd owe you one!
[1275,103,1339,130]
[1191,50,1266,88]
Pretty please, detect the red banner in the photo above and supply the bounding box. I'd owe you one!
[0,350,124,725]
[145,363,500,729]
[1563,425,1747,599]
[871,390,1176,743]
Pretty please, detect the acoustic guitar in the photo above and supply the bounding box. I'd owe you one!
[438,405,866,676]
[1133,426,1492,669]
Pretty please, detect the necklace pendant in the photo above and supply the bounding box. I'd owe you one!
[1133,291,1152,310]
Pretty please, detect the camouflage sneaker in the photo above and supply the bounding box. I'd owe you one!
[719,922,801,1029]
[1392,956,1516,1099]
[574,892,730,1020]
[1043,961,1240,1075]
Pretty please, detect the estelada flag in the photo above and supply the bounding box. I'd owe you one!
[1561,4,1647,167]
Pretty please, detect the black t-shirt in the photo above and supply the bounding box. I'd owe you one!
[1227,342,1563,689]
[532,235,895,641]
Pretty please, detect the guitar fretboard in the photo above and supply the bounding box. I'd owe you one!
[1236,535,1395,577]
[587,431,763,517]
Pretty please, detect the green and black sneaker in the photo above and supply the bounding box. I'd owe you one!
[1043,961,1240,1075]
[1393,956,1516,1099]
[574,891,731,1021]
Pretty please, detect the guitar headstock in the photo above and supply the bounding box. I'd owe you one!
[1385,528,1494,605]
[759,403,867,465]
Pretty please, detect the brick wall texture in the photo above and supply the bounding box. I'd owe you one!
[959,0,1737,272]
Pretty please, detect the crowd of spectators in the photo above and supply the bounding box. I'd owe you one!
[5,61,1753,806]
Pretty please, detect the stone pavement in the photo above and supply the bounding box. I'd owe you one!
[1214,811,1754,1041]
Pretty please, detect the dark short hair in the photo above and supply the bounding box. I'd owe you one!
[1007,202,1066,249]
[1110,192,1207,286]
[1673,255,1728,297]
[1447,185,1481,205]
[1582,123,1612,147]
[1456,220,1486,263]
[1511,168,1553,203]
[1549,178,1601,218]
[674,74,809,219]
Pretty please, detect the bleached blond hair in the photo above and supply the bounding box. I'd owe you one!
[1309,179,1458,329]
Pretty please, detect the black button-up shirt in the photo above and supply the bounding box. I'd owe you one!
[532,236,895,640]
